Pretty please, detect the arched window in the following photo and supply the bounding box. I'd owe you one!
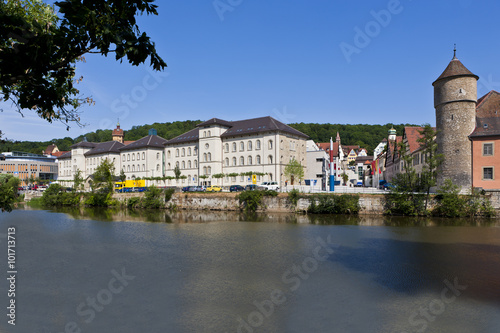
[137,164,140,171]
[203,131,206,138]
[268,155,273,164]
[208,130,211,137]
[167,163,171,169]
[269,173,273,181]
[207,153,211,162]
[240,156,244,165]
[122,155,125,162]
[154,152,158,160]
[203,153,207,162]
[176,149,179,157]
[240,141,244,151]
[248,141,252,151]
[188,147,191,156]
[207,166,211,175]
[203,166,207,175]
[225,143,229,153]
[187,160,191,168]
[182,161,185,169]
[248,156,252,165]
[225,158,229,166]
[232,157,237,166]
[132,165,135,172]
[194,175,197,183]
[193,147,197,156]
[176,161,179,168]
[194,160,198,168]
[232,143,237,152]
[156,164,160,172]
[137,153,140,160]
[256,155,261,165]
[127,165,130,172]
[182,148,185,157]
[167,150,171,158]
[256,140,261,150]
[132,154,135,161]
[143,152,146,160]
[268,140,273,149]
[142,164,145,171]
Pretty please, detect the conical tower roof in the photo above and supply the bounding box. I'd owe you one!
[433,51,478,86]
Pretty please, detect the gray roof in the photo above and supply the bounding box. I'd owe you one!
[71,141,97,149]
[118,135,168,151]
[164,128,199,145]
[220,116,308,138]
[470,117,500,138]
[197,118,233,128]
[84,141,125,156]
[58,151,72,159]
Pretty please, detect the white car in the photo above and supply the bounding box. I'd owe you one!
[259,181,279,191]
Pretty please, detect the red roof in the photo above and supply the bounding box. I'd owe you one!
[51,151,69,157]
[476,90,500,118]
[317,142,340,157]
[404,127,424,153]
[433,58,478,85]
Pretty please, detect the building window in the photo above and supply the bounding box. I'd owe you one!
[240,142,244,151]
[256,140,261,150]
[182,161,185,169]
[203,153,207,162]
[167,150,171,158]
[132,165,135,172]
[240,156,244,165]
[188,160,192,168]
[194,160,198,168]
[175,149,179,157]
[248,156,252,165]
[240,175,245,182]
[188,147,191,156]
[143,152,146,160]
[127,165,130,172]
[225,158,229,167]
[232,143,237,152]
[268,155,273,164]
[141,164,145,171]
[232,157,236,166]
[176,161,179,168]
[182,148,185,157]
[122,155,125,162]
[208,130,211,137]
[225,143,229,153]
[483,167,494,180]
[483,143,494,156]
[137,153,140,160]
[132,154,135,161]
[203,166,207,175]
[248,141,252,151]
[207,166,211,175]
[268,140,273,149]
[207,153,211,162]
[256,155,261,164]
[167,163,171,170]
[203,131,206,138]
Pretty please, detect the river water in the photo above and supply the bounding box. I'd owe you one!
[1,208,500,333]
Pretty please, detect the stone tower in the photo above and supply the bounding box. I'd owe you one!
[433,49,478,189]
[112,122,124,143]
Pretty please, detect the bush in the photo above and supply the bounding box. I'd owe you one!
[237,190,277,212]
[127,197,141,208]
[384,192,426,216]
[288,189,301,207]
[164,188,176,202]
[308,194,360,214]
[142,186,163,209]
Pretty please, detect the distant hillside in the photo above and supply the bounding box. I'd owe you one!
[0,121,417,156]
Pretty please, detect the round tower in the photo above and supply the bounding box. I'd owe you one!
[433,49,478,189]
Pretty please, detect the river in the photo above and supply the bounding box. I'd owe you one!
[0,208,499,333]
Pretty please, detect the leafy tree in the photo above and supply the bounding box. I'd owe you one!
[119,168,126,182]
[92,158,115,193]
[417,124,443,210]
[73,168,84,191]
[284,158,304,185]
[0,174,20,212]
[173,165,181,180]
[341,172,349,186]
[1,0,166,128]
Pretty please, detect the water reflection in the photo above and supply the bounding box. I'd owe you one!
[35,206,500,227]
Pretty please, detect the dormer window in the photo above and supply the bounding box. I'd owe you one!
[484,123,488,129]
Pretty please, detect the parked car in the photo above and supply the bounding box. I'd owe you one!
[259,181,279,191]
[182,186,192,192]
[245,184,259,191]
[190,186,205,192]
[229,185,245,192]
[382,183,395,190]
[206,185,222,192]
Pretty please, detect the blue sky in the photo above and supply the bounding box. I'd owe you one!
[2,0,500,141]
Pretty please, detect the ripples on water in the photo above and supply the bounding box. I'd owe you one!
[0,208,499,333]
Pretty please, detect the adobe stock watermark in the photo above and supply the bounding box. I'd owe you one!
[99,68,170,130]
[401,277,467,333]
[231,235,338,333]
[213,0,243,21]
[49,267,135,333]
[272,106,295,125]
[339,0,409,64]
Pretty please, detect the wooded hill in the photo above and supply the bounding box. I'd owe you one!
[0,121,417,156]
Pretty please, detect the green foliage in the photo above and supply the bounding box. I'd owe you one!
[164,188,175,202]
[288,189,301,207]
[41,184,80,206]
[284,158,304,185]
[73,168,84,191]
[127,197,141,208]
[308,194,360,214]
[92,158,115,194]
[142,186,163,209]
[0,174,20,212]
[417,124,443,209]
[1,0,166,127]
[237,190,277,212]
[119,169,126,182]
[84,192,115,207]
[433,180,496,218]
[384,191,426,216]
[174,165,181,180]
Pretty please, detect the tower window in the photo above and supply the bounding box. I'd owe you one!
[451,115,454,120]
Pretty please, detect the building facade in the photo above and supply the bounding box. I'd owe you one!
[0,151,58,186]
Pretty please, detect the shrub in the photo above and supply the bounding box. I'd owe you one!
[127,197,141,208]
[164,188,176,203]
[142,186,163,209]
[308,194,360,214]
[384,192,426,216]
[288,189,301,207]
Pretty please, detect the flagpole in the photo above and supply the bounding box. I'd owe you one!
[330,137,334,192]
